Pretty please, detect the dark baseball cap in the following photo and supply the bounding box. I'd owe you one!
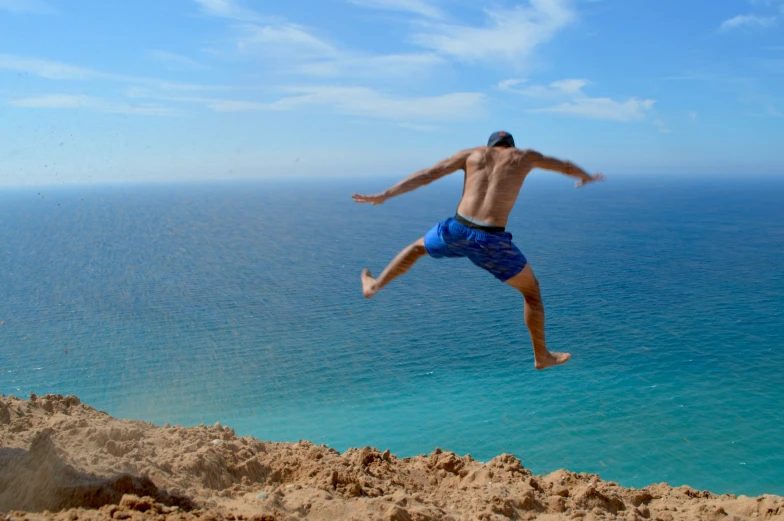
[487,130,515,148]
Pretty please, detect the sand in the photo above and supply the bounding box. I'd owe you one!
[1,394,781,521]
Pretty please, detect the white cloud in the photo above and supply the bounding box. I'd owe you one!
[0,54,118,81]
[236,24,338,59]
[192,0,266,22]
[193,0,444,79]
[549,78,588,94]
[653,118,671,133]
[0,0,54,14]
[501,77,655,122]
[271,86,484,120]
[688,110,698,122]
[148,50,207,70]
[720,14,775,31]
[499,77,589,98]
[755,58,784,73]
[397,121,440,131]
[530,97,655,121]
[349,0,444,20]
[127,85,484,121]
[8,94,176,116]
[410,0,576,62]
[296,52,445,78]
[0,54,236,92]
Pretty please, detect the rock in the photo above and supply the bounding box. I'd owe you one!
[119,495,153,512]
[345,483,362,497]
[632,491,654,506]
[548,496,567,513]
[388,506,413,521]
[256,492,268,500]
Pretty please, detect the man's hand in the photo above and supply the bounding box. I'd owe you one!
[352,193,387,205]
[575,172,604,188]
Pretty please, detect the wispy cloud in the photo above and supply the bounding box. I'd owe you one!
[720,14,775,31]
[193,0,443,79]
[397,121,441,131]
[498,78,588,98]
[652,118,671,133]
[410,0,576,63]
[0,0,55,14]
[128,85,484,121]
[660,73,716,81]
[296,52,445,79]
[754,58,784,73]
[148,50,208,70]
[236,24,338,59]
[529,97,655,121]
[8,94,176,116]
[0,54,120,81]
[349,0,444,20]
[192,0,267,22]
[0,53,234,91]
[500,77,655,122]
[272,86,484,120]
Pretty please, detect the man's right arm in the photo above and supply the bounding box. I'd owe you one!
[524,150,603,187]
[352,148,475,204]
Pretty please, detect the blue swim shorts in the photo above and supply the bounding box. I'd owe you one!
[423,217,527,282]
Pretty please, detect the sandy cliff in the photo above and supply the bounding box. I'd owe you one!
[1,394,781,521]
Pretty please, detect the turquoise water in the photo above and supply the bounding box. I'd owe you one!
[1,175,783,496]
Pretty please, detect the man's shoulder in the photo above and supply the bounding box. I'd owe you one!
[514,148,542,160]
[460,146,539,159]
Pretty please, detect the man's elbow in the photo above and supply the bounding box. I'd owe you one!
[426,165,457,182]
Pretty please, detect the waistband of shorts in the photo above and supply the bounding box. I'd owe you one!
[453,213,506,233]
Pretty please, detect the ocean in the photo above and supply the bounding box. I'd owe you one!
[1,174,782,497]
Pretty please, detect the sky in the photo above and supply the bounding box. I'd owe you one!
[1,0,783,185]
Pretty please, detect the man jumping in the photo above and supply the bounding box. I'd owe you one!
[352,131,603,370]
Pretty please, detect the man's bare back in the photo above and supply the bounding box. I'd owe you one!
[352,131,603,370]
[353,145,602,226]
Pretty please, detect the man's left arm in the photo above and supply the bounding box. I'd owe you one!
[353,149,473,205]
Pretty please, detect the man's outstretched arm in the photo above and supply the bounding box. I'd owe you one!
[353,149,473,205]
[525,150,604,188]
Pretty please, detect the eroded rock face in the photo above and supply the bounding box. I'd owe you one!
[2,394,783,521]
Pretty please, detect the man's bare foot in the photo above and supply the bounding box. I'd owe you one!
[361,268,378,298]
[535,351,571,370]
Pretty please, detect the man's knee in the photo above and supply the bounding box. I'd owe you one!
[505,264,540,297]
[520,280,541,300]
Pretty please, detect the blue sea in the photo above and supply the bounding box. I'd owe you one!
[1,174,783,497]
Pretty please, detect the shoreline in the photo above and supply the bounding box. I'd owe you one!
[1,394,782,521]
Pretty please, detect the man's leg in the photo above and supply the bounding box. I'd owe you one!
[504,264,571,370]
[361,237,428,298]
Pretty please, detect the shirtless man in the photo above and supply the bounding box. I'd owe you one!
[352,131,603,370]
